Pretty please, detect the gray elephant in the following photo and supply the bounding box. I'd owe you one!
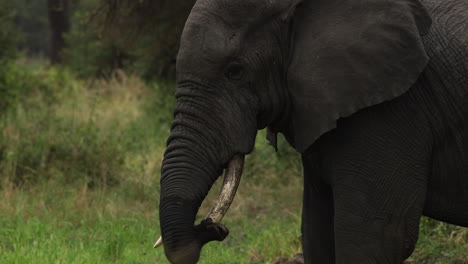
[157,0,468,263]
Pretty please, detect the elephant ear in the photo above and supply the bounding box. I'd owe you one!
[283,0,432,152]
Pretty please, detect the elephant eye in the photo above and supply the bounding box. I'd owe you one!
[225,62,244,80]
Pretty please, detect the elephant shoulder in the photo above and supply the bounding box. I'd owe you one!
[421,0,468,100]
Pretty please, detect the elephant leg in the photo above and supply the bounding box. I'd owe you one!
[302,151,335,264]
[332,180,427,264]
[321,134,430,264]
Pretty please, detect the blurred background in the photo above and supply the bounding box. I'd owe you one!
[0,0,466,263]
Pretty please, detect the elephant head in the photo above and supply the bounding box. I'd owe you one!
[158,0,431,263]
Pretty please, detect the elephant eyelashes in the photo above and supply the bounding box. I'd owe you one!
[225,62,244,80]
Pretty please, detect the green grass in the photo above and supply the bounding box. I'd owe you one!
[407,218,468,264]
[0,66,466,263]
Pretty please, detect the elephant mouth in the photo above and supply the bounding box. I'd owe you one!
[154,154,245,248]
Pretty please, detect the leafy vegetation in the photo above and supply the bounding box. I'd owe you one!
[59,0,196,79]
[0,1,21,62]
[12,0,50,56]
[90,0,196,78]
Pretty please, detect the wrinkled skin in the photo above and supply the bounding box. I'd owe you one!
[159,0,468,263]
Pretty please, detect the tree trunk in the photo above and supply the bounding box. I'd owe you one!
[47,0,70,64]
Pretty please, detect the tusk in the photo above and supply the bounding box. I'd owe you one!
[205,154,245,222]
[154,154,245,249]
[153,236,163,248]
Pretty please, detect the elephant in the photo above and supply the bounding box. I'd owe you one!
[157,0,468,263]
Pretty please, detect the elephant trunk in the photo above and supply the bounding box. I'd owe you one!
[158,85,254,264]
[158,154,244,257]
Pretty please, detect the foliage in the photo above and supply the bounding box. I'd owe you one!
[0,62,29,112]
[62,0,130,78]
[0,61,73,112]
[12,0,50,56]
[0,1,21,62]
[0,66,172,186]
[87,0,196,79]
[4,0,195,79]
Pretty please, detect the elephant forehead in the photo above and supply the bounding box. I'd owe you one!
[179,23,229,57]
[177,23,239,75]
[189,0,282,28]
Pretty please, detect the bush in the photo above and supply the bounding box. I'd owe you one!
[63,0,130,78]
[0,1,23,111]
[0,67,84,185]
[0,63,27,112]
[63,0,196,80]
[0,1,21,62]
[12,0,50,56]
[0,62,75,112]
[0,66,174,187]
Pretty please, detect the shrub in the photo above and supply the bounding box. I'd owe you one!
[0,67,175,188]
[0,67,85,185]
[12,0,50,56]
[63,0,196,80]
[62,0,130,78]
[0,1,21,62]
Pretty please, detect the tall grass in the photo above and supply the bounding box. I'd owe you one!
[1,68,170,187]
[0,66,466,263]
